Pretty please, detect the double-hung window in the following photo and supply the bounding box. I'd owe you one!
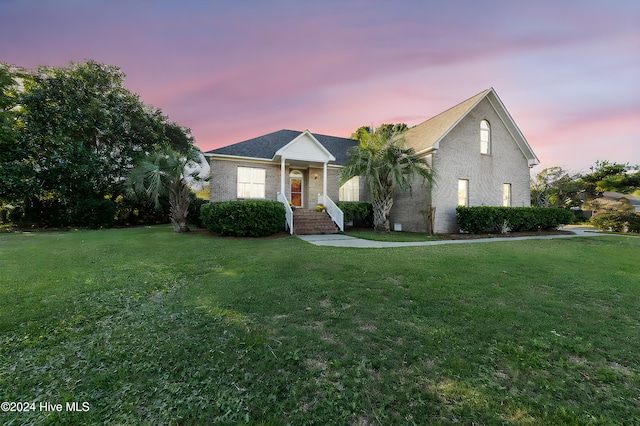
[503,183,512,207]
[237,167,265,199]
[339,176,360,201]
[457,179,469,207]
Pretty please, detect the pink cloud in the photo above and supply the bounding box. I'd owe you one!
[2,0,638,174]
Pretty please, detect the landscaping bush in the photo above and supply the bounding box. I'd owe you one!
[200,200,286,237]
[69,198,117,228]
[188,192,208,229]
[336,201,373,227]
[113,195,170,226]
[629,215,640,233]
[456,206,574,233]
[591,212,640,233]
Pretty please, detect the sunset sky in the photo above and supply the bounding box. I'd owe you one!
[1,0,638,173]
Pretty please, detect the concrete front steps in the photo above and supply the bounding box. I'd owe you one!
[293,209,339,235]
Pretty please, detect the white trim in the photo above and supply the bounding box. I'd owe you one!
[422,88,539,166]
[274,130,336,162]
[289,170,304,208]
[484,89,539,166]
[280,156,286,195]
[323,162,328,201]
[429,90,489,151]
[207,153,275,164]
[237,166,266,199]
[207,152,345,169]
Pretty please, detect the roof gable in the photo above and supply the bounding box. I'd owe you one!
[404,88,539,166]
[276,130,335,162]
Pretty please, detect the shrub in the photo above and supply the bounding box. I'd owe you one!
[591,212,640,233]
[188,192,208,229]
[114,195,170,226]
[69,198,117,228]
[629,215,640,233]
[456,206,574,234]
[336,202,373,227]
[200,200,286,237]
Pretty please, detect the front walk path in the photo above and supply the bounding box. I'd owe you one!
[297,226,609,248]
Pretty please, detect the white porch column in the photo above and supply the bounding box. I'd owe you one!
[323,162,328,200]
[280,157,286,196]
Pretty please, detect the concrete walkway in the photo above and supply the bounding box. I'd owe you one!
[297,226,607,248]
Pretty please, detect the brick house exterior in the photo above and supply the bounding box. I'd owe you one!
[205,88,538,234]
[206,129,358,209]
[392,88,539,233]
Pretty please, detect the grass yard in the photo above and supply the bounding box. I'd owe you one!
[344,230,441,242]
[0,226,639,425]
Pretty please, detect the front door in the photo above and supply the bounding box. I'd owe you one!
[290,170,303,207]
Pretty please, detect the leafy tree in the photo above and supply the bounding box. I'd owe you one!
[0,61,195,226]
[350,123,409,143]
[530,166,584,208]
[0,65,38,212]
[350,126,373,144]
[128,146,207,233]
[341,125,433,233]
[581,160,639,196]
[0,65,15,141]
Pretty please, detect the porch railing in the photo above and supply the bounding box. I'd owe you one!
[318,193,344,232]
[277,192,294,235]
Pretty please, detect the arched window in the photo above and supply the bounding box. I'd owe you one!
[480,120,490,155]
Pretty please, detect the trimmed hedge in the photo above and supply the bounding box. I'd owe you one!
[591,212,640,233]
[200,200,286,237]
[336,201,373,227]
[456,206,574,234]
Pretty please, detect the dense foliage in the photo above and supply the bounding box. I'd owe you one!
[456,206,574,234]
[530,166,584,209]
[531,162,639,209]
[127,146,206,233]
[341,124,433,233]
[335,201,373,227]
[187,193,209,229]
[531,161,639,233]
[0,61,196,227]
[590,212,640,233]
[200,200,286,237]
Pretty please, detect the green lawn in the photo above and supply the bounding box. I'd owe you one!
[344,230,441,242]
[1,227,638,425]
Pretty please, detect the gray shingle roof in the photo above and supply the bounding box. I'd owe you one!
[205,129,358,166]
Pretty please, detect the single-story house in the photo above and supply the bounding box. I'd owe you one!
[205,87,539,234]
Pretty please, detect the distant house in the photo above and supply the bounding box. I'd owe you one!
[205,88,539,234]
[586,191,640,215]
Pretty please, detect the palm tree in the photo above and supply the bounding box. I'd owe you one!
[340,128,434,233]
[128,146,207,233]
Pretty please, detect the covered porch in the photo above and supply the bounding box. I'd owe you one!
[274,131,344,234]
